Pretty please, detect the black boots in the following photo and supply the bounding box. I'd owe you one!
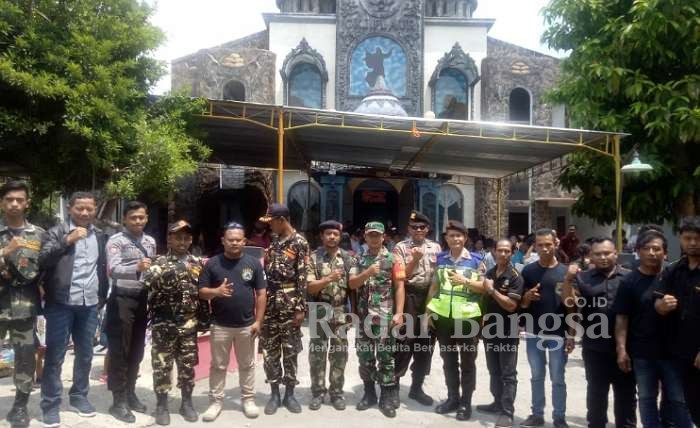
[264,384,281,415]
[408,376,433,406]
[6,390,30,428]
[456,395,472,421]
[378,385,396,418]
[435,392,460,414]
[179,387,198,422]
[127,388,147,414]
[154,393,169,426]
[110,391,136,423]
[282,385,302,413]
[356,381,378,411]
[389,383,400,409]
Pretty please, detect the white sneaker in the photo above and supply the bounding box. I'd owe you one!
[202,401,222,422]
[242,400,259,419]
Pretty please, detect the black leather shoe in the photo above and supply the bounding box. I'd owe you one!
[110,392,135,423]
[356,381,377,411]
[495,413,514,427]
[456,404,472,421]
[264,384,281,415]
[154,393,170,426]
[476,401,503,414]
[282,385,302,414]
[309,394,324,411]
[435,396,460,414]
[408,381,433,406]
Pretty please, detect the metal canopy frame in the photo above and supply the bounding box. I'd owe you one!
[200,100,629,248]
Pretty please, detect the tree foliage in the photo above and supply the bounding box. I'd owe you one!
[0,0,210,204]
[543,0,700,224]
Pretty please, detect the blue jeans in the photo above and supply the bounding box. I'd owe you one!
[526,336,568,420]
[633,358,693,428]
[40,303,98,412]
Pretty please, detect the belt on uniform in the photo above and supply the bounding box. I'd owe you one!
[270,282,297,293]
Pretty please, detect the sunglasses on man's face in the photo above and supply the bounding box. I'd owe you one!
[410,224,427,231]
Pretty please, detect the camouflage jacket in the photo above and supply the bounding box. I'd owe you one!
[265,231,309,313]
[307,247,357,324]
[0,221,45,320]
[143,252,203,325]
[357,247,405,325]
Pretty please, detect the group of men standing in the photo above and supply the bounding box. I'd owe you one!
[2,176,700,428]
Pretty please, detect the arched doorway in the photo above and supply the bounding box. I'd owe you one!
[353,179,398,229]
[197,186,267,256]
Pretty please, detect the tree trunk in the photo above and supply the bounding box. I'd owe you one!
[678,192,697,217]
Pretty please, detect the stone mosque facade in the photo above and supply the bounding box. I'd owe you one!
[171,0,575,250]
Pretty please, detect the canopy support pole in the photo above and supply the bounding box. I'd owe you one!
[496,178,503,238]
[277,109,285,204]
[614,135,623,251]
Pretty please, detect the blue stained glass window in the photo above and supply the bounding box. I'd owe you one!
[289,63,323,109]
[435,68,468,119]
[350,36,407,97]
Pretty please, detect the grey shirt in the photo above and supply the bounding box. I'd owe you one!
[68,221,99,306]
[106,231,156,296]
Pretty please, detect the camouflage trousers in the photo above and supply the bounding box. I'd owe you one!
[0,317,36,394]
[308,318,348,397]
[356,323,396,387]
[151,318,198,394]
[260,290,302,386]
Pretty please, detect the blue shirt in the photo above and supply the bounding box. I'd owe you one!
[68,221,99,306]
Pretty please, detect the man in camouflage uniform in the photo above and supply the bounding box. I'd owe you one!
[349,221,405,418]
[0,181,44,428]
[143,220,203,425]
[307,220,357,411]
[259,204,309,415]
[392,210,441,407]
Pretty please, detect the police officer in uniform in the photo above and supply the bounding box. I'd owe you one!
[0,181,44,428]
[655,216,700,426]
[307,220,357,411]
[349,221,405,418]
[425,220,484,421]
[143,220,203,425]
[259,204,309,415]
[392,210,441,406]
[106,201,157,422]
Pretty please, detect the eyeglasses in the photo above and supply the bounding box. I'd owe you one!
[410,225,427,231]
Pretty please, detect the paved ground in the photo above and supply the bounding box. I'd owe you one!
[0,325,618,428]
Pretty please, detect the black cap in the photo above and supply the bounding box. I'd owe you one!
[408,210,430,225]
[259,203,290,222]
[168,220,192,234]
[445,220,467,235]
[319,220,342,232]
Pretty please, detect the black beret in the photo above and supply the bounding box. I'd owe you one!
[445,220,468,235]
[408,210,430,225]
[319,220,342,232]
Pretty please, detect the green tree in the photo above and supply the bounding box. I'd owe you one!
[0,0,210,207]
[543,0,700,224]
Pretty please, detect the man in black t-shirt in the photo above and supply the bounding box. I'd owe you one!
[562,237,635,428]
[198,223,267,421]
[655,217,700,427]
[520,229,572,428]
[614,230,692,428]
[476,239,523,428]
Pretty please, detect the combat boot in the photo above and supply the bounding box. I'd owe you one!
[127,387,147,414]
[282,385,302,413]
[408,375,433,406]
[179,387,198,422]
[6,390,30,428]
[435,389,460,414]
[264,384,281,415]
[109,391,135,423]
[389,383,400,409]
[456,393,472,421]
[378,385,396,418]
[154,393,170,426]
[356,381,377,411]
